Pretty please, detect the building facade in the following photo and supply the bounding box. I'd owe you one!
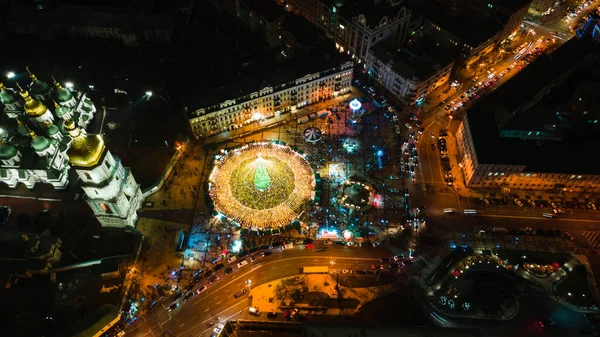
[367,45,454,104]
[0,69,143,228]
[189,61,353,138]
[279,0,411,62]
[457,117,600,192]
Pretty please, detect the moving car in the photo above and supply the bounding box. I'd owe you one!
[234,289,248,298]
[168,303,179,312]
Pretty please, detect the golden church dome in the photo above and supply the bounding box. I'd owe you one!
[17,84,47,118]
[65,120,106,168]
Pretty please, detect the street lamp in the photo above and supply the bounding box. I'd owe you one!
[145,91,153,97]
[65,82,74,89]
[6,72,15,79]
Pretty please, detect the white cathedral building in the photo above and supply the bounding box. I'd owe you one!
[0,68,143,228]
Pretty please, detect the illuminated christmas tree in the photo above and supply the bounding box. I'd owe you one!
[254,154,271,191]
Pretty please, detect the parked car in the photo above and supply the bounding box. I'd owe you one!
[184,292,194,301]
[196,285,207,294]
[224,267,233,275]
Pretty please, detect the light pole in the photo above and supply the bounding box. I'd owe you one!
[6,72,15,79]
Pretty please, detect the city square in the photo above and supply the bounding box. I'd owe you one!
[2,1,600,337]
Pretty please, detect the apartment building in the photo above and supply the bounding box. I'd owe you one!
[367,38,456,104]
[189,61,353,138]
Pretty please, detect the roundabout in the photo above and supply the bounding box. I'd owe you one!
[209,142,315,229]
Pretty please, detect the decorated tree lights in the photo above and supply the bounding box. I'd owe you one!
[254,154,271,191]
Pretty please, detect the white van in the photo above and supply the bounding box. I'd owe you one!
[237,260,248,268]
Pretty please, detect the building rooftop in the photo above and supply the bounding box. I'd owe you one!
[283,14,324,46]
[180,4,350,114]
[370,35,457,82]
[425,9,503,47]
[246,0,286,22]
[328,0,408,29]
[465,35,600,175]
[0,227,139,337]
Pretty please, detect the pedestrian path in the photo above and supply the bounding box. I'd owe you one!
[582,231,600,248]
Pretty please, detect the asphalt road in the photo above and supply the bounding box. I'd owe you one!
[125,244,397,337]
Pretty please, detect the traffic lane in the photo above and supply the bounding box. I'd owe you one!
[418,119,444,184]
[153,255,386,321]
[471,203,600,221]
[165,259,386,337]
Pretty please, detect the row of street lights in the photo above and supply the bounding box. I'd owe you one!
[6,70,75,89]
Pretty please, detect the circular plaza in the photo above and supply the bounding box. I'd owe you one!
[209,142,315,229]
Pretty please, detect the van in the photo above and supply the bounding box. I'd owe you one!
[249,307,260,316]
[492,227,508,233]
[227,256,237,263]
[237,260,248,268]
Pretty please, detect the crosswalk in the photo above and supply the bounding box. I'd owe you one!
[582,231,600,248]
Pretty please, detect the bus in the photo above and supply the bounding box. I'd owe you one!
[302,266,329,274]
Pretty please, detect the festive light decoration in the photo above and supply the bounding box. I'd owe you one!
[349,98,362,111]
[254,154,271,191]
[209,142,315,228]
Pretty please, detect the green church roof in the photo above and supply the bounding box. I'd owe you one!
[48,124,60,135]
[56,88,73,102]
[55,106,70,118]
[17,124,28,135]
[0,143,18,159]
[30,79,51,95]
[32,136,51,152]
[0,88,17,104]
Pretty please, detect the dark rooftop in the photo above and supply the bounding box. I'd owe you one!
[371,35,457,81]
[179,5,350,113]
[246,0,285,22]
[465,36,600,175]
[329,0,408,30]
[425,9,503,47]
[282,14,324,46]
